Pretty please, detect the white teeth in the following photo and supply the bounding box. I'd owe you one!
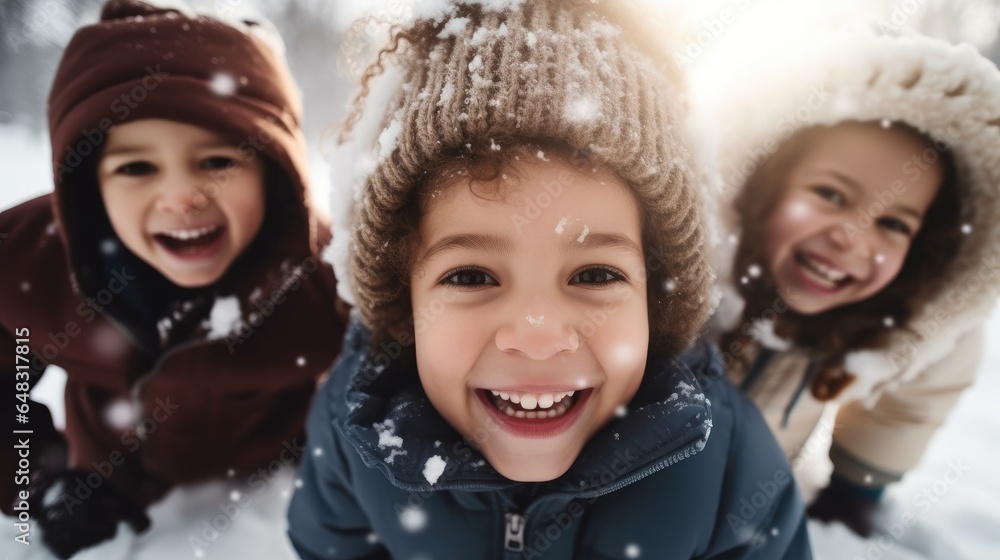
[490,390,577,409]
[799,254,848,284]
[161,225,219,241]
[499,401,571,419]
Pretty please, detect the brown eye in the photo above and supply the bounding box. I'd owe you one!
[202,156,237,170]
[116,161,156,176]
[570,267,625,287]
[878,217,913,236]
[441,267,498,288]
[812,186,846,206]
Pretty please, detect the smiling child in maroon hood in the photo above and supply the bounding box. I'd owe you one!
[0,1,345,556]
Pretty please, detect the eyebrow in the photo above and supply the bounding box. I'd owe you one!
[825,170,925,221]
[419,231,643,262]
[101,141,236,158]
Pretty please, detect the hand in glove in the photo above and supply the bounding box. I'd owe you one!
[807,475,881,538]
[28,469,151,559]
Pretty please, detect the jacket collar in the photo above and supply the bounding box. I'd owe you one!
[333,315,714,497]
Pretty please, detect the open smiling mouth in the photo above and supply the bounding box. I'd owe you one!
[153,225,224,257]
[794,251,854,291]
[477,389,590,420]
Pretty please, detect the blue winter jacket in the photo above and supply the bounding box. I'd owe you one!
[287,316,812,559]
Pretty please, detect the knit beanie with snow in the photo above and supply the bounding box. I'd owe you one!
[47,0,316,300]
[339,0,712,355]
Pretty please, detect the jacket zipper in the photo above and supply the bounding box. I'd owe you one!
[504,512,525,552]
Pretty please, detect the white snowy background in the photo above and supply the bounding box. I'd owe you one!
[2,0,999,558]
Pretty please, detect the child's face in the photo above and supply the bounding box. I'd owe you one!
[98,119,265,288]
[410,157,649,482]
[763,123,943,314]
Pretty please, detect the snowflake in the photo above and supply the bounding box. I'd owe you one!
[625,543,641,558]
[399,506,428,533]
[209,73,237,96]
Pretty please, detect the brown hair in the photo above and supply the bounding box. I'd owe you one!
[721,122,964,400]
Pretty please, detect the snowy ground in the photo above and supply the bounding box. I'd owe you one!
[3,125,1000,558]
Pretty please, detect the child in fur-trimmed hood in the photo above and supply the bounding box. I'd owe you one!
[699,29,1000,537]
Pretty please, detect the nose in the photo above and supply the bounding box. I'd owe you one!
[495,307,580,361]
[154,171,208,215]
[827,224,872,260]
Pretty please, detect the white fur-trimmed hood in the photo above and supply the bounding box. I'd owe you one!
[696,30,1000,405]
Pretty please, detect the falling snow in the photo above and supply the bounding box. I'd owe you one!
[537,150,549,161]
[296,356,306,367]
[209,73,237,95]
[962,223,973,234]
[423,455,447,485]
[555,217,569,234]
[230,490,241,502]
[399,506,428,532]
[100,238,118,255]
[615,405,628,418]
[20,281,29,292]
[874,253,886,265]
[103,399,138,430]
[564,96,600,124]
[663,279,677,292]
[880,118,892,129]
[576,225,590,243]
[526,315,545,327]
[883,316,895,327]
[748,264,761,278]
[625,543,641,558]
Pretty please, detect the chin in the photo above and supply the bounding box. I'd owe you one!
[488,453,576,482]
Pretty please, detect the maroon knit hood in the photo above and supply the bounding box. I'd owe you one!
[47,0,321,304]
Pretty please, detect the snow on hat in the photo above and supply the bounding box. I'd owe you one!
[47,0,317,292]
[698,30,1000,401]
[331,0,713,353]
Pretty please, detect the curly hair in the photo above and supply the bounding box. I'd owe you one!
[721,122,964,400]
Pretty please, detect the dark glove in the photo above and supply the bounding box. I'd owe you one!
[28,469,151,559]
[807,475,881,537]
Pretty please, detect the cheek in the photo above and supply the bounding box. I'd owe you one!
[865,247,910,295]
[589,299,648,385]
[100,187,144,242]
[223,183,266,236]
[413,295,483,387]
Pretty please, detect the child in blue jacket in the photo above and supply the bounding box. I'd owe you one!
[287,1,812,558]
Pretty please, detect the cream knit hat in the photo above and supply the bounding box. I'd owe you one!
[332,0,712,354]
